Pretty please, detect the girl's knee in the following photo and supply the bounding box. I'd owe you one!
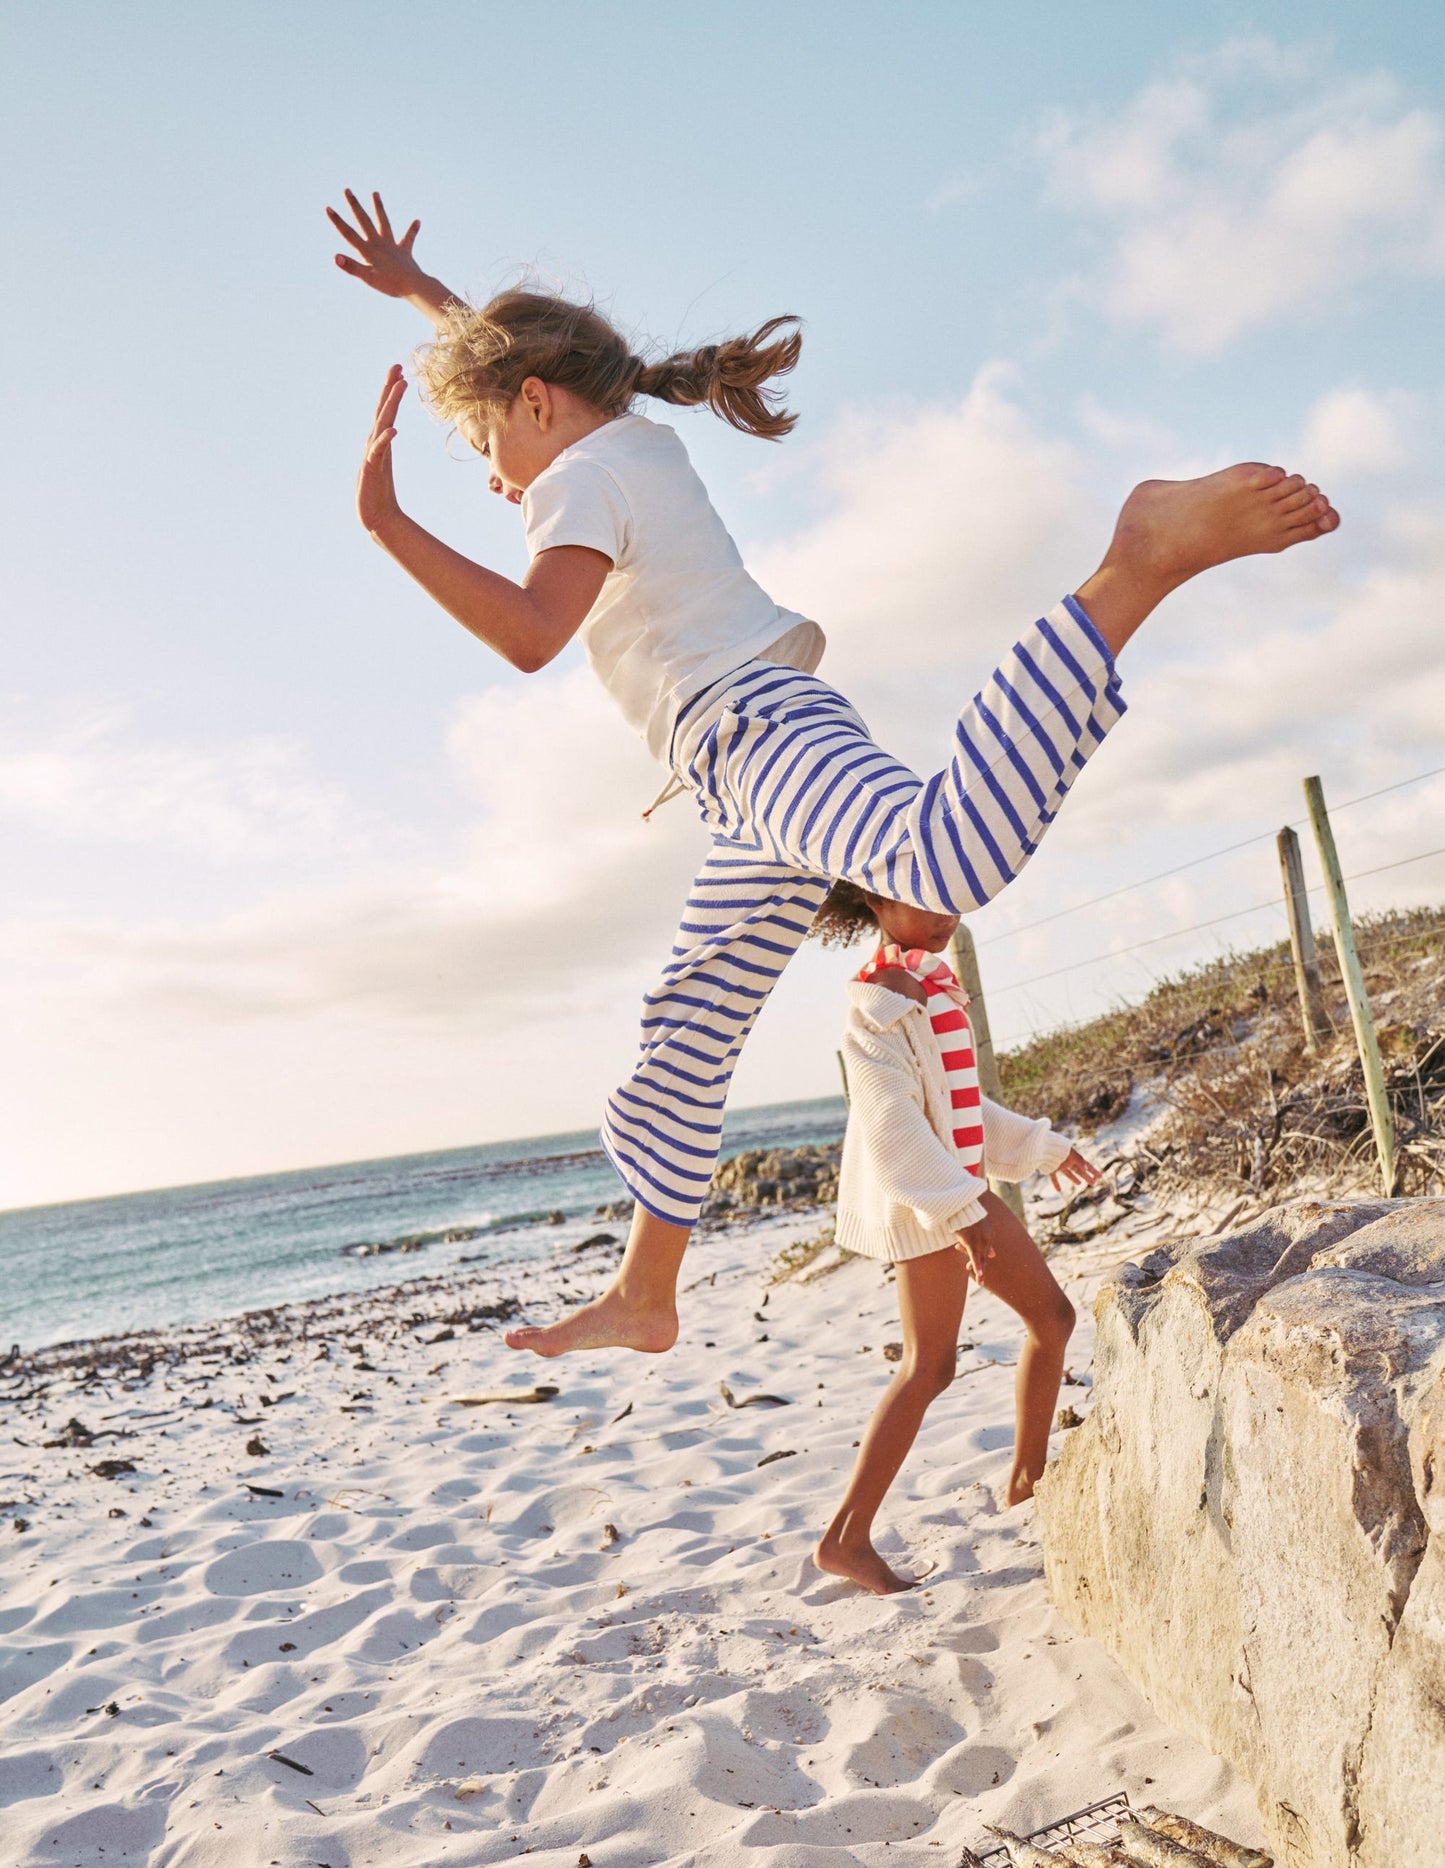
[1043,1290,1076,1346]
[1023,1287,1074,1350]
[901,1355,956,1401]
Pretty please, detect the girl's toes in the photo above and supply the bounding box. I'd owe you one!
[1268,472,1307,501]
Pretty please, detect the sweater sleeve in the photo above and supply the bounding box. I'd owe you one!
[843,1028,988,1232]
[980,1097,1072,1182]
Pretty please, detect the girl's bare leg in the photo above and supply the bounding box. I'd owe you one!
[968,1192,1076,1504]
[815,1247,970,1595]
[505,1207,685,1356]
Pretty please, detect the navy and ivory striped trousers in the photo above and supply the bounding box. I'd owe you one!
[602,597,1126,1226]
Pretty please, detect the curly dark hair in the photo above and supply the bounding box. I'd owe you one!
[808,878,881,949]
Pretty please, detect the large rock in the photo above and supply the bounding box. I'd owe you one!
[1035,1198,1445,1868]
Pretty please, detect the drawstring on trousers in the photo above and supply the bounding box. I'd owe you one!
[641,775,689,820]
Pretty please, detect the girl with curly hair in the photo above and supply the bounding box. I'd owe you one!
[810,881,1096,1592]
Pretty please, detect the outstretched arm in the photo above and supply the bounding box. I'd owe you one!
[357,367,609,671]
[327,189,461,332]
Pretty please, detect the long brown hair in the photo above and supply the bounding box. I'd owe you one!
[415,289,802,441]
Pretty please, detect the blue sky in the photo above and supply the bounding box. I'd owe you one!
[4,3,1445,1206]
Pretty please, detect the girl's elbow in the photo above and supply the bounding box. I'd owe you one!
[509,623,572,674]
[509,643,557,675]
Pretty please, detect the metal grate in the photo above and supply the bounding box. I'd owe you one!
[969,1791,1133,1864]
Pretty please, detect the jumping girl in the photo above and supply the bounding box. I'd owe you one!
[809,880,1097,1595]
[328,188,1339,1361]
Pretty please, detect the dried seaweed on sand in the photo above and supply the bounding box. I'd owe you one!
[719,1381,791,1408]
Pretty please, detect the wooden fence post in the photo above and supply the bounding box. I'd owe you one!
[1277,825,1331,1050]
[1303,776,1397,1196]
[948,923,1027,1222]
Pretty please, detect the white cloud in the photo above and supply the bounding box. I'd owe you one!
[1298,389,1410,478]
[444,666,703,911]
[0,703,352,861]
[1039,42,1445,353]
[0,671,713,1205]
[6,669,707,1029]
[748,367,1107,770]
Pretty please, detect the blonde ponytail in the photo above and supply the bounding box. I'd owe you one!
[632,316,802,440]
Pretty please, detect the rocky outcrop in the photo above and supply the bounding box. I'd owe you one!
[700,1143,841,1218]
[1035,1198,1445,1868]
[592,1143,842,1226]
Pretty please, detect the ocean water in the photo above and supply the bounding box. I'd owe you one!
[0,1097,846,1353]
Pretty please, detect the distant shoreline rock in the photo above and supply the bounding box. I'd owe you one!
[593,1141,842,1227]
[701,1143,841,1219]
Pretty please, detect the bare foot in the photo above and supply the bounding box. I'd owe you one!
[814,1533,917,1595]
[503,1284,678,1358]
[1113,463,1337,580]
[1077,463,1340,655]
[1005,1473,1036,1507]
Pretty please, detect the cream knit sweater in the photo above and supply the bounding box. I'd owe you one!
[835,980,1071,1263]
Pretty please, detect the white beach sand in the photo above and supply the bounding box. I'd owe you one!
[2,1172,1273,1868]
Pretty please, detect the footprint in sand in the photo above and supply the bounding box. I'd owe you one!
[932,1739,1018,1797]
[407,1556,499,1601]
[355,1605,450,1662]
[336,1556,393,1584]
[264,1722,369,1791]
[17,1800,167,1859]
[32,1586,155,1637]
[203,1538,324,1596]
[0,1744,67,1806]
[223,1582,390,1668]
[411,1712,545,1779]
[386,1517,462,1553]
[0,1641,73,1707]
[834,1697,967,1790]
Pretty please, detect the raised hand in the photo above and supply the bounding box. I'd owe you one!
[327,190,457,326]
[357,365,407,535]
[1049,1147,1102,1194]
[328,189,423,296]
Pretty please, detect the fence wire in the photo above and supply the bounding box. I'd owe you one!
[1004,914,1445,1050]
[990,844,1445,998]
[982,759,1445,949]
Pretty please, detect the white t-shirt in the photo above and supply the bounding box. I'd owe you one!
[522,415,824,761]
